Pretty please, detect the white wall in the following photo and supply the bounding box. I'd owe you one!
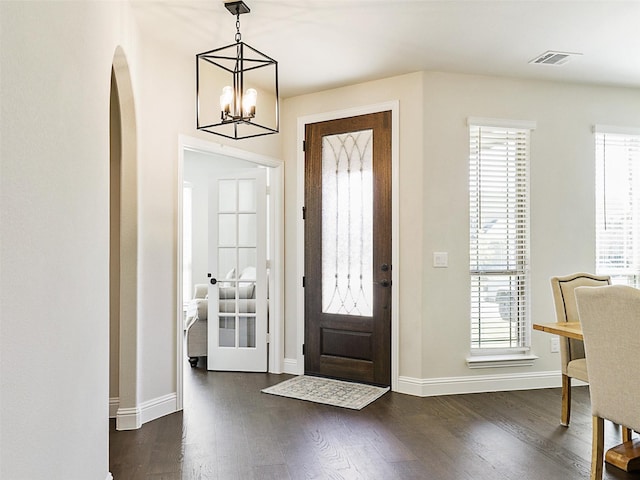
[420,72,640,385]
[281,71,640,395]
[0,1,136,478]
[133,23,281,407]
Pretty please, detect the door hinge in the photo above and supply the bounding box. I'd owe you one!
[266,333,271,344]
[302,276,306,288]
[302,343,305,355]
[302,206,306,220]
[303,140,306,152]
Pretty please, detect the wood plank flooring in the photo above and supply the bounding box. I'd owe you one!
[110,363,640,479]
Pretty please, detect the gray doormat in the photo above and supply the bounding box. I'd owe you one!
[261,375,390,410]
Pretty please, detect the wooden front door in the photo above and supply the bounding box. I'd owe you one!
[304,111,392,386]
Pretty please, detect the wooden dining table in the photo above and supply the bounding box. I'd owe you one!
[533,321,640,472]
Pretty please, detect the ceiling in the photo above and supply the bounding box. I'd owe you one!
[132,0,640,98]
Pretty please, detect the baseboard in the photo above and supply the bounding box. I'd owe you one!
[116,405,142,430]
[109,397,119,419]
[283,357,301,375]
[283,358,565,397]
[140,392,177,425]
[397,371,565,397]
[116,392,177,430]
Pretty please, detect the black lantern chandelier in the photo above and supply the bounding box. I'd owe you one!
[196,1,279,140]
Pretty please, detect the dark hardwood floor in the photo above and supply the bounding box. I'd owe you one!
[110,361,640,479]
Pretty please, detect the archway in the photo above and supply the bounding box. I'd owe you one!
[110,46,140,430]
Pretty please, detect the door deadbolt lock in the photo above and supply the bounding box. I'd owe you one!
[380,264,390,272]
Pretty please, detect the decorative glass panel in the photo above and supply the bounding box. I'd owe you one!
[321,129,374,316]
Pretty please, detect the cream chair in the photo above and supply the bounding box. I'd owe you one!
[184,284,209,367]
[550,272,610,426]
[575,285,640,480]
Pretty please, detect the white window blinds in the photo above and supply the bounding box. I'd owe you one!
[595,129,640,287]
[469,121,532,351]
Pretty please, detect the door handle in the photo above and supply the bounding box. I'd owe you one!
[378,279,390,288]
[210,278,217,285]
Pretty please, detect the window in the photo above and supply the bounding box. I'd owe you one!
[595,127,640,287]
[468,118,534,354]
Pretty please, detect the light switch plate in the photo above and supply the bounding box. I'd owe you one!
[433,252,448,268]
[550,337,560,353]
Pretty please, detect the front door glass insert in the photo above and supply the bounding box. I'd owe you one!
[321,129,373,316]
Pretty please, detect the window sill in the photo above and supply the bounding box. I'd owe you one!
[466,353,539,369]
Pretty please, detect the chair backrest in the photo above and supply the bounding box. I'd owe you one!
[550,273,610,368]
[193,284,208,299]
[575,284,640,430]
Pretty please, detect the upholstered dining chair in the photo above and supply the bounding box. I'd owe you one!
[550,272,611,426]
[575,285,640,480]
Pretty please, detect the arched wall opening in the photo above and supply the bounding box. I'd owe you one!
[110,45,141,430]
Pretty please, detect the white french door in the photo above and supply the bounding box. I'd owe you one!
[207,169,268,371]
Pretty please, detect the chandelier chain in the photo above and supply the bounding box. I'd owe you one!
[235,14,241,42]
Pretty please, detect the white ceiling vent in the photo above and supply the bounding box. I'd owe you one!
[529,50,581,66]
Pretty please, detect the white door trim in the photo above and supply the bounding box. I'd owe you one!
[295,101,400,391]
[176,135,284,410]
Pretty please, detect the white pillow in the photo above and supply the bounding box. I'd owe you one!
[239,266,256,279]
[220,267,236,287]
[239,266,256,288]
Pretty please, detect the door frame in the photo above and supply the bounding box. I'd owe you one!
[296,101,400,391]
[176,134,284,410]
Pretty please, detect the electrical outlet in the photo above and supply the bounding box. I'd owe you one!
[550,337,560,353]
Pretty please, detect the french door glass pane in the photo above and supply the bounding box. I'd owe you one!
[239,316,256,347]
[238,213,256,246]
[218,180,236,212]
[218,214,236,246]
[321,129,374,316]
[219,316,235,347]
[238,179,256,211]
[218,248,236,280]
[238,248,256,275]
[217,177,257,350]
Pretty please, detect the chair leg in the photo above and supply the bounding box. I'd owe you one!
[622,426,633,443]
[591,416,604,480]
[561,374,571,426]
